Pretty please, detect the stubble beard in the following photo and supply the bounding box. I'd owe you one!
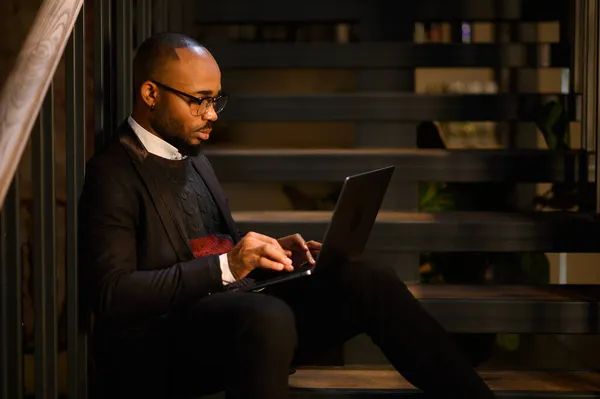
[149,111,204,157]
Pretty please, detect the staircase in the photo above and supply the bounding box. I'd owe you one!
[2,0,600,398]
[180,0,600,397]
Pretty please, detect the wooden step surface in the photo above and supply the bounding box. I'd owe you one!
[232,211,600,253]
[220,93,571,122]
[407,284,582,302]
[395,284,600,334]
[289,368,600,392]
[209,43,568,69]
[205,148,586,183]
[194,0,563,22]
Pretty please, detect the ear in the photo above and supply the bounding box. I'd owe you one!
[140,80,158,108]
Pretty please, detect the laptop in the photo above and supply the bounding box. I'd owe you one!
[225,165,395,293]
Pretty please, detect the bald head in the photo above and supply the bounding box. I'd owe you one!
[131,32,222,156]
[133,32,209,92]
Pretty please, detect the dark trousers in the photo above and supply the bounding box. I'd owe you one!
[94,264,494,398]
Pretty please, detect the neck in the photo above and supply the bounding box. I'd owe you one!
[131,107,161,139]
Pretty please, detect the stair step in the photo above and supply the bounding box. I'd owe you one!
[232,211,600,253]
[209,43,568,69]
[193,0,563,22]
[206,148,586,183]
[407,284,600,333]
[220,93,573,122]
[289,368,600,398]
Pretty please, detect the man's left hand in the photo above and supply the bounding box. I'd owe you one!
[278,234,322,266]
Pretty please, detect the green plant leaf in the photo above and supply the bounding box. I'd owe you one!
[518,253,550,284]
[496,333,520,351]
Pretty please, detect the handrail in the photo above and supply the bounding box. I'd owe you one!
[0,0,84,210]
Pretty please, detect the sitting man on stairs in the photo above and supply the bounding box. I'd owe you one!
[79,32,494,399]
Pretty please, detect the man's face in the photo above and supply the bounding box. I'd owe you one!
[149,47,222,156]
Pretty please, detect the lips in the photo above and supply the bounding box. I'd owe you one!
[196,130,211,140]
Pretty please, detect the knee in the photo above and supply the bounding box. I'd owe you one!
[238,294,297,352]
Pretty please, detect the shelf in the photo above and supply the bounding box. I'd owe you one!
[194,0,567,23]
[220,93,574,122]
[409,284,600,333]
[232,211,600,252]
[290,368,600,397]
[205,148,586,183]
[209,43,569,69]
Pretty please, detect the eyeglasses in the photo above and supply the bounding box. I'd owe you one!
[151,80,228,116]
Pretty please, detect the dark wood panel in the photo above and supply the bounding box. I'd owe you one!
[193,0,566,22]
[209,43,570,69]
[220,94,575,122]
[205,148,586,183]
[232,211,600,253]
[290,369,600,391]
[408,284,600,333]
[409,284,578,301]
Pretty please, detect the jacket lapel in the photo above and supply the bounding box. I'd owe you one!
[191,155,241,242]
[118,123,195,261]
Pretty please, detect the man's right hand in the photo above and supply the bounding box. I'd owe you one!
[227,232,294,280]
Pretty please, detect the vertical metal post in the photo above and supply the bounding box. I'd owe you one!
[136,0,153,45]
[116,0,133,123]
[494,0,522,149]
[580,0,600,213]
[152,0,168,34]
[32,85,58,399]
[95,0,114,150]
[591,0,600,214]
[580,0,590,154]
[94,0,105,150]
[0,178,23,399]
[136,0,146,45]
[146,0,154,39]
[65,6,88,398]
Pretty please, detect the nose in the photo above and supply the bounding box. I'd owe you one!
[203,103,218,121]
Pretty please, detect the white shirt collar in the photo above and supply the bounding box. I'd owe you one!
[127,115,186,160]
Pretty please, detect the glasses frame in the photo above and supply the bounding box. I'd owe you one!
[151,80,228,116]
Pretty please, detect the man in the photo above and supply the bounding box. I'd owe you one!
[80,32,494,398]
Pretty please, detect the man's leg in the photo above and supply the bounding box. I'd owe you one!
[171,292,297,398]
[267,264,494,398]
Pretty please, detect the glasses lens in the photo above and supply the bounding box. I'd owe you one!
[191,96,228,116]
[214,95,228,113]
[190,101,202,116]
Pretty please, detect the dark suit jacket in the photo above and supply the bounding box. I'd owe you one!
[79,121,241,337]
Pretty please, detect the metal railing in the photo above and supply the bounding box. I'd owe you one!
[0,0,173,397]
[1,0,600,398]
[0,1,86,398]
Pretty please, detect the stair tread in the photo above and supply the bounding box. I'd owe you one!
[406,284,587,302]
[194,0,563,23]
[220,93,571,122]
[232,210,595,224]
[206,148,587,183]
[232,211,600,253]
[289,369,600,391]
[209,42,568,68]
[206,148,582,155]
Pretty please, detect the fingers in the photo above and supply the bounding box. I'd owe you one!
[289,233,309,250]
[278,233,309,251]
[247,231,287,252]
[283,235,318,264]
[306,240,322,249]
[306,241,322,263]
[260,244,294,272]
[243,232,319,272]
[258,256,289,271]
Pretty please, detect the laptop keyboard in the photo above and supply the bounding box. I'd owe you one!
[225,277,260,292]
